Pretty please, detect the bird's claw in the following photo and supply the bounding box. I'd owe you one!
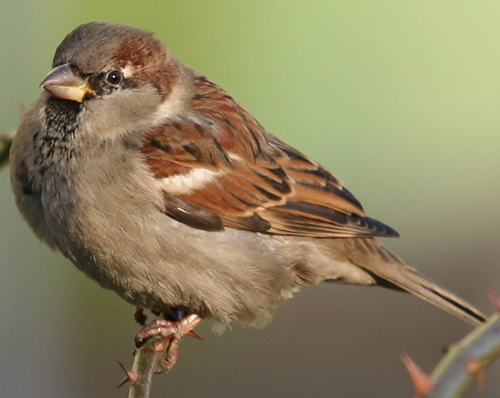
[134,313,202,373]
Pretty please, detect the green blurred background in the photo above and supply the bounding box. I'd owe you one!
[1,1,499,397]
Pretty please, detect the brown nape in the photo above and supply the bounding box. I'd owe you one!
[112,36,180,100]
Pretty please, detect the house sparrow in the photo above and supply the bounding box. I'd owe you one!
[10,22,485,342]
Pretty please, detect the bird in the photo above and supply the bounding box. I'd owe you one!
[10,22,485,348]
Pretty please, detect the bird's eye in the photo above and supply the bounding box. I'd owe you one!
[106,70,123,85]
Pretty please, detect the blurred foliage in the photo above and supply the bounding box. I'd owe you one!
[0,133,13,169]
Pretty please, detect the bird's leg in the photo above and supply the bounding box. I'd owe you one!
[134,305,148,326]
[134,313,202,373]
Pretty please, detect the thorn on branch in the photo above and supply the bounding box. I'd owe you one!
[187,330,204,340]
[487,290,500,312]
[401,354,436,397]
[466,357,486,391]
[117,360,139,389]
[402,298,500,398]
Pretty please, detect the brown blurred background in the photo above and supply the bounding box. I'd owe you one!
[1,1,499,397]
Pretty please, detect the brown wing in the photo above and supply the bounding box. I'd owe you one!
[141,74,399,238]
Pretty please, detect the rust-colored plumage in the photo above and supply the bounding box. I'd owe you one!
[142,74,399,238]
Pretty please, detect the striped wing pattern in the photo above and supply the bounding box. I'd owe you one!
[140,74,399,238]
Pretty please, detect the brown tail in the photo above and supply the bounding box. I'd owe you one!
[349,238,486,326]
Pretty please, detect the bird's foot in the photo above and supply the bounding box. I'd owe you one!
[134,313,202,373]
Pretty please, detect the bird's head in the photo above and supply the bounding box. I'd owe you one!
[40,22,186,139]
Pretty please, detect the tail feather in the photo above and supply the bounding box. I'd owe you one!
[350,239,487,326]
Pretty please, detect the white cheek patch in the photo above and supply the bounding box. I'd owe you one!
[151,83,188,123]
[122,64,135,79]
[159,168,224,195]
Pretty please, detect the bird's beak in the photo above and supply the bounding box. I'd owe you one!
[40,63,95,103]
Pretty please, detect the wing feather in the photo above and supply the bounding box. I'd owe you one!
[141,74,399,239]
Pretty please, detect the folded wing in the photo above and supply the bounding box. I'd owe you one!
[140,74,399,238]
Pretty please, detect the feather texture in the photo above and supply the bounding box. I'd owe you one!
[141,74,399,239]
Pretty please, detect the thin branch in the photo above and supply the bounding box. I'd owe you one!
[127,341,163,398]
[125,314,202,398]
[427,311,500,397]
[404,308,500,397]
